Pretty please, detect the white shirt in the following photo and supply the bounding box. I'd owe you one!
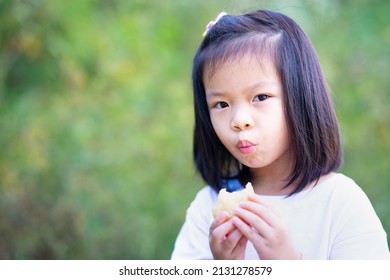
[171,173,389,259]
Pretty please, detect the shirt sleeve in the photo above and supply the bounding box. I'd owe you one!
[171,187,216,260]
[329,179,390,259]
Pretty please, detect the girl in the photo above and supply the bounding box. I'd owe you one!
[171,10,389,259]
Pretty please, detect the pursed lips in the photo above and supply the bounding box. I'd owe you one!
[237,140,257,154]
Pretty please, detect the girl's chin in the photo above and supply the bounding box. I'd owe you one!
[238,157,265,169]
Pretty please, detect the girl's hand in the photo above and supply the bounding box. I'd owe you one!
[209,211,248,260]
[232,194,302,260]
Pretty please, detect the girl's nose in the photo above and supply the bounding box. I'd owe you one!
[231,109,254,131]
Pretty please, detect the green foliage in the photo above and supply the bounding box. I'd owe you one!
[0,0,389,259]
[307,0,390,236]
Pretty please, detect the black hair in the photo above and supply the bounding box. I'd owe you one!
[192,10,343,196]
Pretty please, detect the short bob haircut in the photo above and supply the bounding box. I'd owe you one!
[192,10,343,196]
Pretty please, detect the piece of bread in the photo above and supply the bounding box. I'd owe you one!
[212,182,254,218]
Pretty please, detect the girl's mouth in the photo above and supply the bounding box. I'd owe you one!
[237,140,257,154]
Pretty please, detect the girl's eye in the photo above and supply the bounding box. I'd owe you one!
[215,101,229,109]
[253,94,269,102]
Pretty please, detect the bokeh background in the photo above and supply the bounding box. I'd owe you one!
[0,0,389,259]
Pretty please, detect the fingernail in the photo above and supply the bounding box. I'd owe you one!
[239,201,247,207]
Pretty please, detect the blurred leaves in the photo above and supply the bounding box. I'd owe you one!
[0,0,389,259]
[308,0,390,230]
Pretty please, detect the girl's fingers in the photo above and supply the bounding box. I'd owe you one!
[210,214,248,260]
[238,202,275,227]
[233,207,271,239]
[234,198,287,241]
[232,215,265,245]
[210,211,229,232]
[210,212,235,242]
[211,211,229,227]
[234,233,248,253]
[224,228,246,249]
[241,195,282,227]
[231,196,298,260]
[248,194,281,216]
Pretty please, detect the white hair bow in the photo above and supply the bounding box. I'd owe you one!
[202,12,228,37]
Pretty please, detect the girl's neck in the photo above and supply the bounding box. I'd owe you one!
[250,169,336,196]
[249,152,295,196]
[250,174,294,196]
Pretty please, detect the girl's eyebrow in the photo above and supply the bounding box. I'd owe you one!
[205,91,225,98]
[206,81,279,97]
[246,81,279,90]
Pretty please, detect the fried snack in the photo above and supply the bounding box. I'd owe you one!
[212,182,254,218]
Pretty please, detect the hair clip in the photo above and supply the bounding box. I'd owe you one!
[202,12,228,37]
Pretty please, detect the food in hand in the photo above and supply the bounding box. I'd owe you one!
[212,182,254,218]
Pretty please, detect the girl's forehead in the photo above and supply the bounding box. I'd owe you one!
[203,54,283,97]
[203,53,279,83]
[201,32,281,80]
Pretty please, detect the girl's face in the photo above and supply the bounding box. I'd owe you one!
[204,54,291,179]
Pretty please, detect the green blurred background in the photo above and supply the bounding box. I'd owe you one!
[0,0,389,259]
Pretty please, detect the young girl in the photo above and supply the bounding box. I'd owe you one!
[171,10,389,260]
